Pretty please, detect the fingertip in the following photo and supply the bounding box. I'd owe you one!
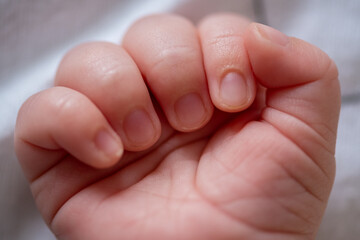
[244,23,337,88]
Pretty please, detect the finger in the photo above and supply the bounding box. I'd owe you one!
[123,14,214,132]
[245,23,341,152]
[55,42,161,151]
[197,24,341,235]
[15,87,123,178]
[242,23,340,233]
[198,13,256,112]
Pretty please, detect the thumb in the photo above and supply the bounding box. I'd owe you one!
[196,23,341,238]
[245,23,341,179]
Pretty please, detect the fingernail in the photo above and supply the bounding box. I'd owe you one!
[123,109,156,146]
[95,130,123,159]
[220,72,249,108]
[255,24,289,46]
[174,93,207,130]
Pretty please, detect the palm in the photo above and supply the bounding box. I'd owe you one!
[48,103,327,240]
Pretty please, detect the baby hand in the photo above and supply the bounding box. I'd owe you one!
[15,13,340,240]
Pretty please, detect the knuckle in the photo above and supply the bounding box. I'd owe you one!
[153,45,195,67]
[134,13,189,27]
[57,42,132,86]
[206,33,246,69]
[201,12,251,24]
[148,45,198,81]
[208,32,244,49]
[49,88,84,123]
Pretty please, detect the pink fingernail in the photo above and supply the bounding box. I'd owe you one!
[220,72,249,108]
[95,130,123,159]
[174,93,207,130]
[123,109,156,146]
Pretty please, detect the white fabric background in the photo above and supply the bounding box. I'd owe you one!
[0,0,359,239]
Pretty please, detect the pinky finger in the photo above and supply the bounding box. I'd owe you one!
[15,86,123,179]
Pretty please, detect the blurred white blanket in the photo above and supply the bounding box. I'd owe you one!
[1,0,359,239]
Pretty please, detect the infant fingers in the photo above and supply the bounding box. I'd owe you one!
[15,87,123,178]
[199,13,256,112]
[123,14,214,132]
[55,42,161,151]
